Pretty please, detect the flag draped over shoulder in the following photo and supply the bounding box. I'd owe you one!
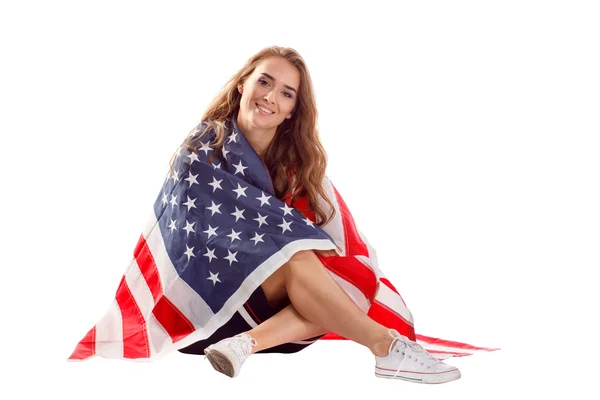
[69,116,498,361]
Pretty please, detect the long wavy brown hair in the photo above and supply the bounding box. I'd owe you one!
[169,46,335,226]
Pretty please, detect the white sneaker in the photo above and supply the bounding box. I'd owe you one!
[204,333,257,378]
[375,329,461,384]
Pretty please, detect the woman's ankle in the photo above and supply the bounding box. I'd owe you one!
[369,332,394,357]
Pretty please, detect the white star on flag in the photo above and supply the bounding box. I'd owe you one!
[224,250,238,265]
[170,168,180,183]
[233,160,248,176]
[170,194,178,208]
[232,183,248,199]
[207,271,221,285]
[203,224,218,238]
[203,247,217,263]
[254,212,268,227]
[222,146,229,159]
[207,201,222,216]
[280,203,294,216]
[303,217,315,227]
[256,191,272,206]
[250,232,265,246]
[208,177,223,192]
[228,132,238,143]
[199,141,213,155]
[183,245,195,261]
[226,228,242,243]
[183,220,196,236]
[183,196,197,211]
[184,171,199,187]
[187,152,200,164]
[161,192,168,206]
[278,218,292,233]
[168,218,177,233]
[231,206,246,222]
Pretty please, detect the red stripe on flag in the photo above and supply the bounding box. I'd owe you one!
[331,184,369,257]
[133,233,146,259]
[318,255,378,301]
[415,334,500,351]
[115,276,150,359]
[152,296,195,343]
[68,326,96,360]
[133,235,162,303]
[427,349,472,357]
[369,300,416,340]
[320,332,345,340]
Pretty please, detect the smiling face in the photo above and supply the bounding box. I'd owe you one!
[237,56,300,133]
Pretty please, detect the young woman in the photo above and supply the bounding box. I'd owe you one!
[70,45,467,385]
[174,46,461,384]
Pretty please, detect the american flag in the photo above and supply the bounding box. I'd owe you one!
[69,117,497,361]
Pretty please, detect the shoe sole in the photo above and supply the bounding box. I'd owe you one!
[205,349,235,378]
[375,368,461,384]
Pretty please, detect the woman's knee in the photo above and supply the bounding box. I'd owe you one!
[287,250,317,265]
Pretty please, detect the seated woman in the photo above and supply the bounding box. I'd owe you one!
[70,45,469,385]
[176,46,461,384]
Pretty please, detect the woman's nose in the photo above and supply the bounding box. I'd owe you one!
[263,90,276,104]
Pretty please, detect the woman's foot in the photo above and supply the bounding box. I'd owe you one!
[374,329,461,384]
[204,333,258,378]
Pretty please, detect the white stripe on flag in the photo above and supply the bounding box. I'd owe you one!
[145,213,180,291]
[95,300,124,358]
[318,177,346,255]
[124,259,155,320]
[375,281,414,324]
[147,313,173,358]
[356,229,388,281]
[357,229,380,271]
[416,341,488,355]
[163,274,215,328]
[141,210,160,240]
[144,212,214,327]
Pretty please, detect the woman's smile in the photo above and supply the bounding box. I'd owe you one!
[255,103,274,116]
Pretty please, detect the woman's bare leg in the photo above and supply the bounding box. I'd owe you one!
[247,250,393,356]
[246,303,328,353]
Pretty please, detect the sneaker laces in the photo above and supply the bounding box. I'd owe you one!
[387,329,438,379]
[226,333,258,360]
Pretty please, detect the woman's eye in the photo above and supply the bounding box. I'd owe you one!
[259,79,292,99]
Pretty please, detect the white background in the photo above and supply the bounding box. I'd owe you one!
[1,0,598,398]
